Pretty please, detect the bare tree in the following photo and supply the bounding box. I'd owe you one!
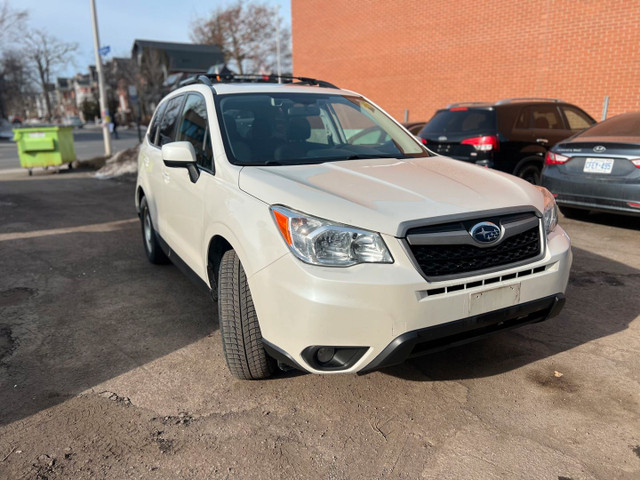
[0,50,35,118]
[137,49,168,118]
[191,0,291,75]
[21,30,77,121]
[0,0,27,46]
[0,0,28,118]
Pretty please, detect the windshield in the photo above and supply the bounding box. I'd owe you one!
[216,93,427,166]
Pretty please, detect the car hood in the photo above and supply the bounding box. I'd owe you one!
[238,157,544,236]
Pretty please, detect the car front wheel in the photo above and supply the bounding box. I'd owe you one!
[218,249,276,380]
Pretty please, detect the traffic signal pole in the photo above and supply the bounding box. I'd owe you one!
[90,0,112,156]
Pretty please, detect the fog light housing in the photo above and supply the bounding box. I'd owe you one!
[301,346,368,371]
[316,347,335,364]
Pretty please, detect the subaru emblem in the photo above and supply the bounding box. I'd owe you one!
[593,145,606,153]
[470,222,502,245]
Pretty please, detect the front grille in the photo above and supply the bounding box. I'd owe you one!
[408,223,541,278]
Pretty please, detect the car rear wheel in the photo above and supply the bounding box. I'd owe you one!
[559,206,590,219]
[218,249,276,380]
[516,162,542,185]
[140,196,169,264]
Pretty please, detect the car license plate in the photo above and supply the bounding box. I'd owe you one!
[469,284,521,316]
[583,157,614,174]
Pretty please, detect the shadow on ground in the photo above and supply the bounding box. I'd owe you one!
[0,174,216,426]
[566,211,640,230]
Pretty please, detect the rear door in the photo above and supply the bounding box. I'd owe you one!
[514,105,569,149]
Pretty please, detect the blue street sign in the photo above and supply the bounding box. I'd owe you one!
[98,46,110,56]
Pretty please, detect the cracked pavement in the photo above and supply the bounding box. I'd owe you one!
[0,169,639,479]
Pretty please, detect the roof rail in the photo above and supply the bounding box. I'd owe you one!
[177,73,339,91]
[445,102,492,109]
[496,97,565,105]
[178,74,213,88]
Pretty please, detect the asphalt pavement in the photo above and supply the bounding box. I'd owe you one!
[0,169,638,479]
[0,125,142,172]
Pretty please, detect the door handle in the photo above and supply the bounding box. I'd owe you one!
[536,138,548,144]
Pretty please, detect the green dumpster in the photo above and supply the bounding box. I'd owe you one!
[12,126,76,175]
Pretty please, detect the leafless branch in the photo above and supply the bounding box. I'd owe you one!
[191,0,291,75]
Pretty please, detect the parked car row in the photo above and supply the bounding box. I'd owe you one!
[415,98,596,185]
[413,98,639,218]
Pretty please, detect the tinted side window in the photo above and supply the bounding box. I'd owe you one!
[147,102,167,146]
[158,95,184,146]
[563,107,593,130]
[176,94,213,170]
[515,106,563,130]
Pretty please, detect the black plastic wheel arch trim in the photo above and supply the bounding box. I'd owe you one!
[262,339,307,372]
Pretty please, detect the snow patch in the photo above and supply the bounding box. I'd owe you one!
[95,144,141,179]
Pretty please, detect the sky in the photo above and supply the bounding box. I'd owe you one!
[14,0,291,77]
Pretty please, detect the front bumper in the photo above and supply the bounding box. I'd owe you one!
[249,226,572,374]
[359,293,564,373]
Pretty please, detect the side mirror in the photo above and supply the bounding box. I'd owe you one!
[162,141,199,183]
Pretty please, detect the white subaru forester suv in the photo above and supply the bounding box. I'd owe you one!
[135,74,571,380]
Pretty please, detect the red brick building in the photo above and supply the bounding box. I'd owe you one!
[291,0,640,123]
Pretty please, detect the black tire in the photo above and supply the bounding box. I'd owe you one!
[218,249,276,380]
[139,196,169,264]
[559,206,590,219]
[516,162,542,185]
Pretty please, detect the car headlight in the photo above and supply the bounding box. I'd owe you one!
[535,186,558,234]
[270,206,393,266]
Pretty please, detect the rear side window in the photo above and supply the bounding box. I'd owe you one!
[176,93,214,171]
[421,110,496,135]
[515,106,563,130]
[147,102,167,146]
[562,107,594,131]
[158,95,184,146]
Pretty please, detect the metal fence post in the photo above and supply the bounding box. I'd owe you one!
[601,96,609,121]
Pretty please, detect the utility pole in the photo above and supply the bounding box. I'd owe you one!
[90,0,112,156]
[275,6,281,82]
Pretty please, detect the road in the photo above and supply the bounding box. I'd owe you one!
[0,125,142,171]
[0,169,638,479]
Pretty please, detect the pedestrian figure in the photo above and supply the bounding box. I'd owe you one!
[112,117,119,139]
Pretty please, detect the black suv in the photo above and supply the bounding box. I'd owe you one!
[417,98,596,184]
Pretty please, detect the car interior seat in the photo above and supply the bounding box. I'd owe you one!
[274,117,312,163]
